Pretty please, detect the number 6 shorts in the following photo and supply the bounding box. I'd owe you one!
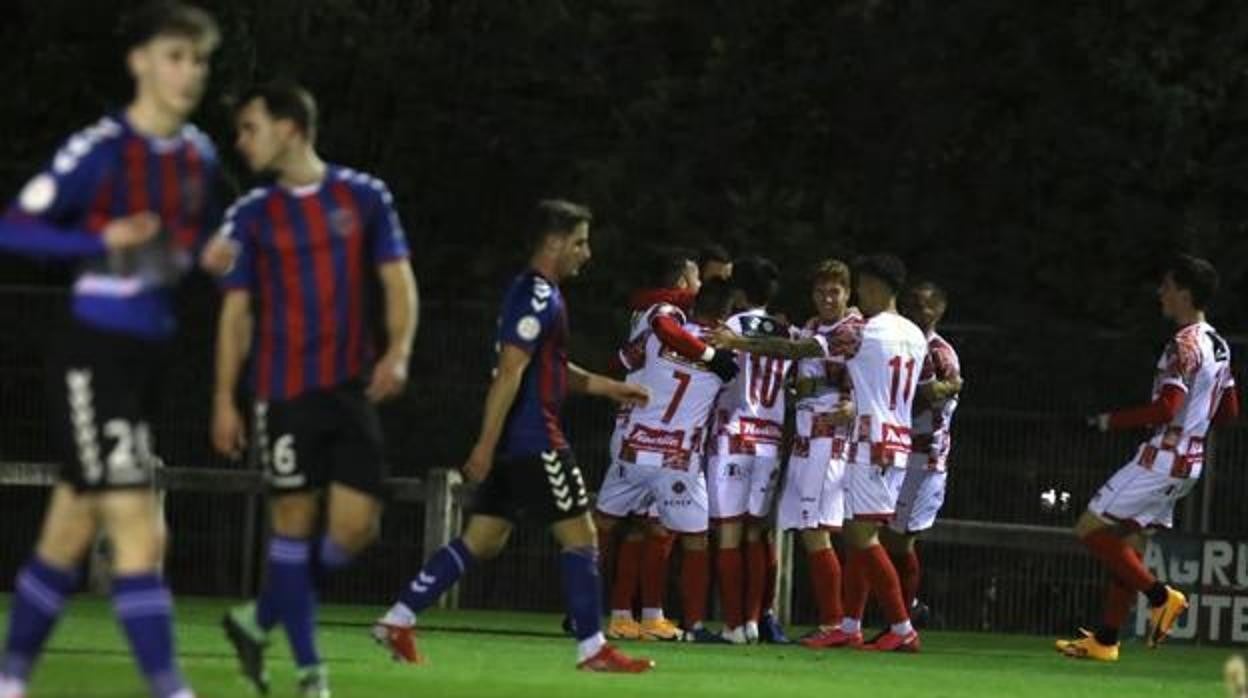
[252,379,388,499]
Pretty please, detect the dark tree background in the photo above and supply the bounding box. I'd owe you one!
[3,0,1247,332]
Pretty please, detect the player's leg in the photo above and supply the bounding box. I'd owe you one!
[745,456,785,643]
[319,389,388,575]
[322,483,381,574]
[594,463,646,638]
[843,463,916,652]
[1,485,96,693]
[707,453,749,642]
[638,517,678,639]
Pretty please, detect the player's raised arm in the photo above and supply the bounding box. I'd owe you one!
[367,260,419,402]
[568,362,649,406]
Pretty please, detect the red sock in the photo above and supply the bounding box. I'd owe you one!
[610,537,643,612]
[863,544,909,625]
[1102,578,1135,631]
[892,548,921,609]
[716,547,745,628]
[762,538,780,611]
[744,540,767,623]
[1081,529,1155,592]
[641,533,675,610]
[843,548,871,620]
[681,548,710,628]
[807,548,843,626]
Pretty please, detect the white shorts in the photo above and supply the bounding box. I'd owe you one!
[595,460,709,533]
[1088,462,1199,529]
[889,467,947,534]
[845,460,902,523]
[777,439,846,531]
[706,453,782,521]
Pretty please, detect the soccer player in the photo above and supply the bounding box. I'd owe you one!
[1057,254,1238,661]
[697,243,733,282]
[599,248,738,641]
[211,83,418,697]
[705,256,793,644]
[372,200,654,673]
[776,260,862,648]
[598,278,738,642]
[710,254,931,652]
[882,281,963,625]
[0,4,219,698]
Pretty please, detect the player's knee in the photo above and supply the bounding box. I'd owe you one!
[462,531,507,560]
[111,527,165,574]
[681,533,709,551]
[270,494,318,537]
[329,516,378,554]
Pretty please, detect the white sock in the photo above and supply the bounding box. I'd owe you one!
[841,617,861,633]
[611,609,633,621]
[382,602,416,628]
[577,632,607,663]
[890,620,914,636]
[641,608,664,621]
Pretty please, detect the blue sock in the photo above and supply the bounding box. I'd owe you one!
[397,538,473,615]
[318,536,354,573]
[559,547,603,641]
[257,536,319,668]
[2,556,77,681]
[111,573,186,698]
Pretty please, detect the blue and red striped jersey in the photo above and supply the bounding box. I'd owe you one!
[220,165,410,402]
[496,269,570,458]
[0,113,220,339]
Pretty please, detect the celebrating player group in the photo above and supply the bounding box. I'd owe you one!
[0,1,1238,697]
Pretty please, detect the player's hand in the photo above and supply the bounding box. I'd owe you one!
[367,350,410,403]
[707,349,740,383]
[199,235,239,276]
[830,400,855,425]
[211,397,247,459]
[608,381,650,407]
[708,323,743,350]
[102,211,160,251]
[1085,413,1110,432]
[462,442,494,483]
[946,375,964,395]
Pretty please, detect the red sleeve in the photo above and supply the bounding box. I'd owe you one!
[1106,384,1186,430]
[1214,387,1240,425]
[650,314,710,361]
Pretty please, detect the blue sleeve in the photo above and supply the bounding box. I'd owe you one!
[366,180,410,263]
[218,197,257,291]
[498,277,554,354]
[0,128,112,260]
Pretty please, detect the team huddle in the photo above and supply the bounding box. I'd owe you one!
[0,2,1239,698]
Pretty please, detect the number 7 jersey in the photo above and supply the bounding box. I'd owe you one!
[713,309,795,458]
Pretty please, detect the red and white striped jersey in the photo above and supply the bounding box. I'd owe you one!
[617,322,723,469]
[910,331,960,471]
[1129,321,1235,476]
[818,311,930,467]
[611,303,688,450]
[796,310,864,413]
[713,308,795,457]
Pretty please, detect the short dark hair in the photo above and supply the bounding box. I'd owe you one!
[854,254,907,295]
[122,1,219,50]
[235,82,319,141]
[1163,254,1219,309]
[905,280,947,308]
[733,255,781,306]
[694,278,735,320]
[698,243,731,269]
[812,258,851,288]
[645,247,694,288]
[531,199,592,247]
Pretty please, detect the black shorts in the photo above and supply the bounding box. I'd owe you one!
[253,380,388,499]
[50,322,169,493]
[471,449,590,524]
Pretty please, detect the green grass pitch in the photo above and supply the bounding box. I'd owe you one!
[0,595,1229,697]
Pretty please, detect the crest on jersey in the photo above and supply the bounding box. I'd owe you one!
[329,207,359,238]
[516,315,542,341]
[671,480,687,495]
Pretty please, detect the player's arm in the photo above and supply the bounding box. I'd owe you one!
[211,290,253,459]
[0,209,160,259]
[463,344,530,483]
[367,260,419,402]
[1214,385,1240,425]
[708,327,826,359]
[568,362,650,406]
[1088,384,1186,432]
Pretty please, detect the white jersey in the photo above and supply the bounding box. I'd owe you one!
[910,331,961,471]
[819,311,930,468]
[1129,321,1234,476]
[713,308,795,456]
[618,322,722,469]
[796,310,865,412]
[611,302,688,444]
